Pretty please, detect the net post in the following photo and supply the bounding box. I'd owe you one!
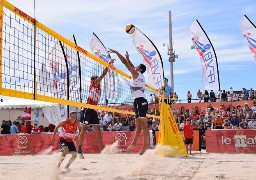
[0,0,4,94]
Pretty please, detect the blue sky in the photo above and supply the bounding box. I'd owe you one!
[1,0,256,102]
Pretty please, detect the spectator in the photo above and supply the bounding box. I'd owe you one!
[221,90,227,101]
[129,120,136,131]
[230,114,239,128]
[163,78,172,105]
[107,120,115,131]
[236,104,243,119]
[149,94,154,105]
[1,120,10,134]
[187,91,192,103]
[222,119,231,129]
[239,118,248,129]
[227,102,235,114]
[210,90,216,102]
[173,92,178,101]
[244,103,253,120]
[151,120,159,131]
[242,88,249,100]
[44,126,49,132]
[229,87,234,101]
[214,114,223,129]
[113,119,122,131]
[103,112,113,130]
[197,89,202,103]
[219,104,225,111]
[233,93,239,101]
[39,125,45,132]
[48,123,55,132]
[248,119,256,129]
[203,90,209,102]
[207,104,214,112]
[31,123,40,134]
[204,110,213,123]
[251,101,256,114]
[10,121,19,134]
[26,121,33,134]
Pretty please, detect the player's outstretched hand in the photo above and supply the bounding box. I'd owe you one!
[125,51,130,60]
[109,59,115,65]
[109,49,117,54]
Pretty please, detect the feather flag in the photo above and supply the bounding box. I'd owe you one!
[42,42,67,119]
[240,15,256,61]
[34,108,39,124]
[189,20,220,91]
[130,26,164,90]
[90,32,116,99]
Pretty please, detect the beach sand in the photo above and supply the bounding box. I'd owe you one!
[0,146,255,180]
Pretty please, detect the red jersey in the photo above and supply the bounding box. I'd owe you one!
[87,80,101,105]
[59,119,78,142]
[183,124,193,139]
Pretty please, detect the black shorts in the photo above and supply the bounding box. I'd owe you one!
[80,108,99,125]
[185,138,193,144]
[164,99,171,105]
[134,97,148,118]
[59,140,76,152]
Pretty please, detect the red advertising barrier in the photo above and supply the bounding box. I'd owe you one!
[0,131,145,155]
[206,130,256,153]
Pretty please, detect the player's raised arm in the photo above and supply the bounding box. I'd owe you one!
[109,49,138,79]
[95,59,115,86]
[125,51,135,68]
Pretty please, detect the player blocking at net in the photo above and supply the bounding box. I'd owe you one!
[78,59,115,159]
[109,49,149,155]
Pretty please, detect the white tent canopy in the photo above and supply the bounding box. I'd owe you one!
[0,97,57,109]
[0,97,61,125]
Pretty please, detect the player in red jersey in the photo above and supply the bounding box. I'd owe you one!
[51,111,81,169]
[183,118,194,155]
[78,59,115,159]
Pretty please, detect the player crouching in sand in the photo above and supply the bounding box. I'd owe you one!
[51,111,81,170]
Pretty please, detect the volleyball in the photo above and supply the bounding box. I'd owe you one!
[125,24,135,34]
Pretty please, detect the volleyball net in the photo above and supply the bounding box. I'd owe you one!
[0,0,160,118]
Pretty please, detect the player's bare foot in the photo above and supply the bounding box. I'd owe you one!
[65,164,70,170]
[78,153,85,159]
[127,143,136,152]
[139,145,149,155]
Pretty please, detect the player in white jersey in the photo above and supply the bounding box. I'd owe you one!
[110,49,149,155]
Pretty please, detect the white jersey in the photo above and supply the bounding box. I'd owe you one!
[130,72,145,99]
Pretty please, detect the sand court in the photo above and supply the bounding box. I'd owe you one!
[0,148,256,180]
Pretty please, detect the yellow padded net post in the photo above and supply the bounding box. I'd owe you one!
[157,89,187,157]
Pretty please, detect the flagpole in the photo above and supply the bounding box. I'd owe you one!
[167,11,178,92]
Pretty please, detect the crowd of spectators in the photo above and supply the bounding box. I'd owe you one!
[0,120,55,135]
[96,107,160,133]
[173,100,256,148]
[187,87,255,103]
[174,101,256,130]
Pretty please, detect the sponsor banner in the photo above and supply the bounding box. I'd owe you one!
[240,15,256,61]
[189,20,220,90]
[90,33,116,99]
[0,131,145,155]
[132,27,164,90]
[155,130,200,151]
[206,130,256,153]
